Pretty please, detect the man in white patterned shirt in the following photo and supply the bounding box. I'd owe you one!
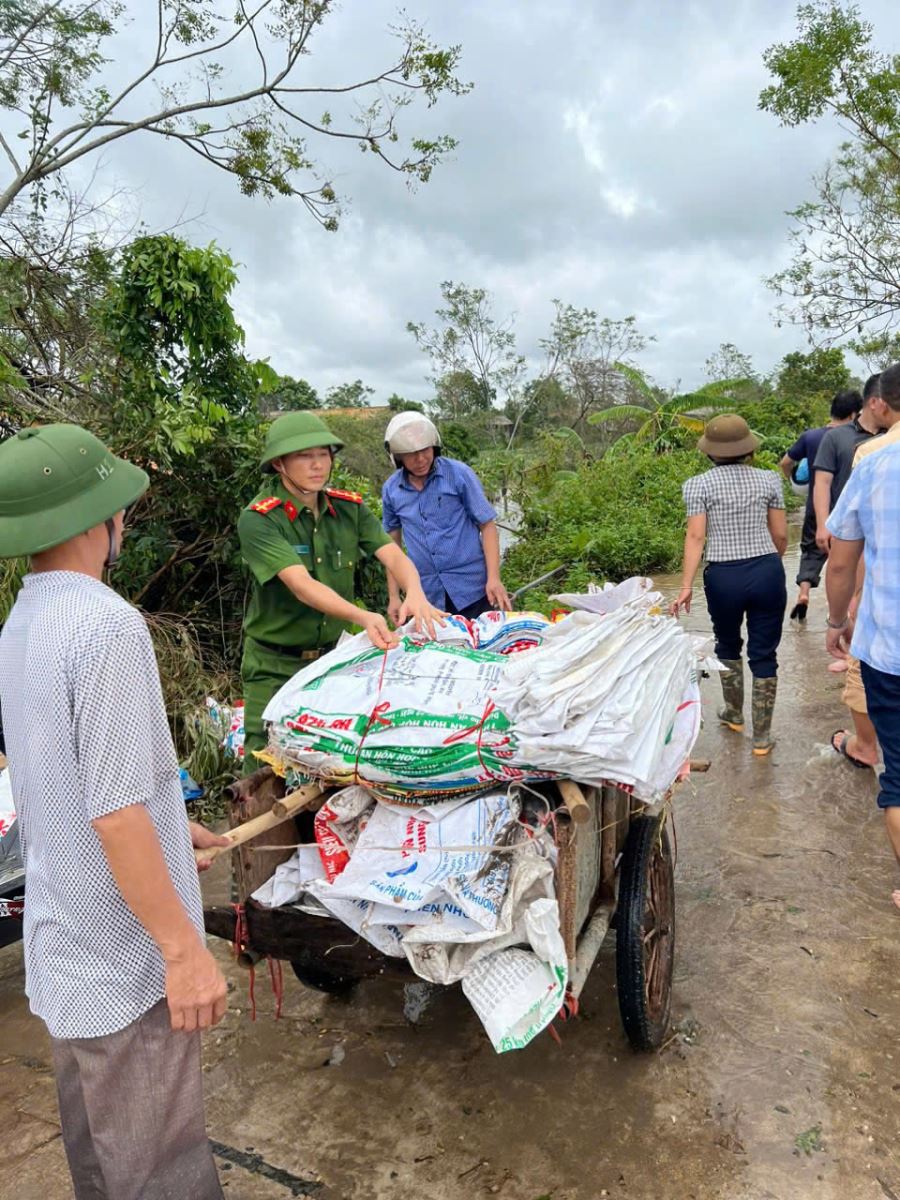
[0,425,228,1199]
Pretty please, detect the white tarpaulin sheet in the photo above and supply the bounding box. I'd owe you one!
[492,605,702,796]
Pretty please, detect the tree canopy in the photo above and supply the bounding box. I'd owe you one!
[0,1,471,230]
[776,347,851,399]
[408,282,523,420]
[760,2,900,337]
[324,379,375,409]
[258,374,320,413]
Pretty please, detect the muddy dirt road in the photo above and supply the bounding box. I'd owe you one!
[2,548,899,1200]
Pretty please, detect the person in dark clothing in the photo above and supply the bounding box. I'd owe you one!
[780,389,862,621]
[813,374,884,557]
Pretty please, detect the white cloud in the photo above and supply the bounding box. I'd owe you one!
[561,103,659,220]
[641,95,683,127]
[563,102,607,174]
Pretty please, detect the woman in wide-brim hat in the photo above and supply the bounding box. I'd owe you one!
[670,414,788,756]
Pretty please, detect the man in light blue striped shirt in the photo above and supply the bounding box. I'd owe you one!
[382,412,510,620]
[827,369,900,910]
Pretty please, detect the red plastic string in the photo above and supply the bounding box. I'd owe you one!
[558,991,579,1022]
[231,903,257,1022]
[442,698,496,746]
[267,955,284,1020]
[351,648,392,786]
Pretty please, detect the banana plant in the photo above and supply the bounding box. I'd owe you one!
[588,366,752,453]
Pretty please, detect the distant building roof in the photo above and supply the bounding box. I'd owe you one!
[682,406,718,419]
[324,404,392,418]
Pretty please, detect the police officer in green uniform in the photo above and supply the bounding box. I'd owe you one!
[238,411,440,771]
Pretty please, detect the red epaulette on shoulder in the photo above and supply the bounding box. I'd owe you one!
[249,496,283,515]
[325,487,363,505]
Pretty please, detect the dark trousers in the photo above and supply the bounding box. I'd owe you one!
[444,591,493,620]
[860,660,900,809]
[703,554,787,678]
[51,1000,223,1200]
[241,638,332,776]
[796,506,828,588]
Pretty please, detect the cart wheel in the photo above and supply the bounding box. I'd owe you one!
[289,957,360,996]
[615,813,675,1051]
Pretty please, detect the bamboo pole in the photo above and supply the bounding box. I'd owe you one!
[556,778,592,825]
[194,783,323,866]
[272,781,324,818]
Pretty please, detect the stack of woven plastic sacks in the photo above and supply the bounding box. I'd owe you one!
[252,578,710,1052]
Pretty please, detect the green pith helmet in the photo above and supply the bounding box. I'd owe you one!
[260,411,344,471]
[0,424,149,558]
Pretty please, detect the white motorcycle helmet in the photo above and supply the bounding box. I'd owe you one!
[384,411,442,468]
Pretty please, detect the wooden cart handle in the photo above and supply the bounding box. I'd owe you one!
[557,779,592,825]
[272,784,324,818]
[194,782,323,866]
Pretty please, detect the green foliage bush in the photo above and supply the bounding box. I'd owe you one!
[503,426,796,610]
[742,392,831,455]
[324,409,393,487]
[441,420,480,464]
[503,447,707,607]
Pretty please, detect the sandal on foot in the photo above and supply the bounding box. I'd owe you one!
[830,729,874,770]
[789,601,809,621]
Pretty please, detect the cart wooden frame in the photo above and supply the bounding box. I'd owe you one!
[204,765,695,1051]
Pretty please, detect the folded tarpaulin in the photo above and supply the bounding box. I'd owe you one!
[263,585,704,803]
[491,606,702,797]
[262,613,555,799]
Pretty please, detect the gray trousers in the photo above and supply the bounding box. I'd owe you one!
[50,999,224,1200]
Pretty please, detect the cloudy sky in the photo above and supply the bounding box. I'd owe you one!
[64,1,900,401]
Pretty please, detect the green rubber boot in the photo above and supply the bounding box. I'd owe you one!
[718,659,745,732]
[752,676,778,756]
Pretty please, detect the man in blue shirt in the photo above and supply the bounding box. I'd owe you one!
[382,412,511,621]
[779,388,862,620]
[827,364,900,909]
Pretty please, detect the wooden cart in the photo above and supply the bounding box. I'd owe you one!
[204,765,687,1051]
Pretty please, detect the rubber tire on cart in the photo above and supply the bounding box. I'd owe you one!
[289,956,360,996]
[615,812,675,1051]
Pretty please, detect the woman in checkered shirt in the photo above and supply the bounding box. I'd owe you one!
[670,415,788,755]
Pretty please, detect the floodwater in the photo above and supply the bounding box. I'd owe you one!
[1,544,899,1199]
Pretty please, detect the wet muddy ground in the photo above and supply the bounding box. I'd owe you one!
[1,546,899,1199]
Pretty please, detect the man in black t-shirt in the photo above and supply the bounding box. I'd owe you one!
[781,389,861,619]
[813,374,885,555]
